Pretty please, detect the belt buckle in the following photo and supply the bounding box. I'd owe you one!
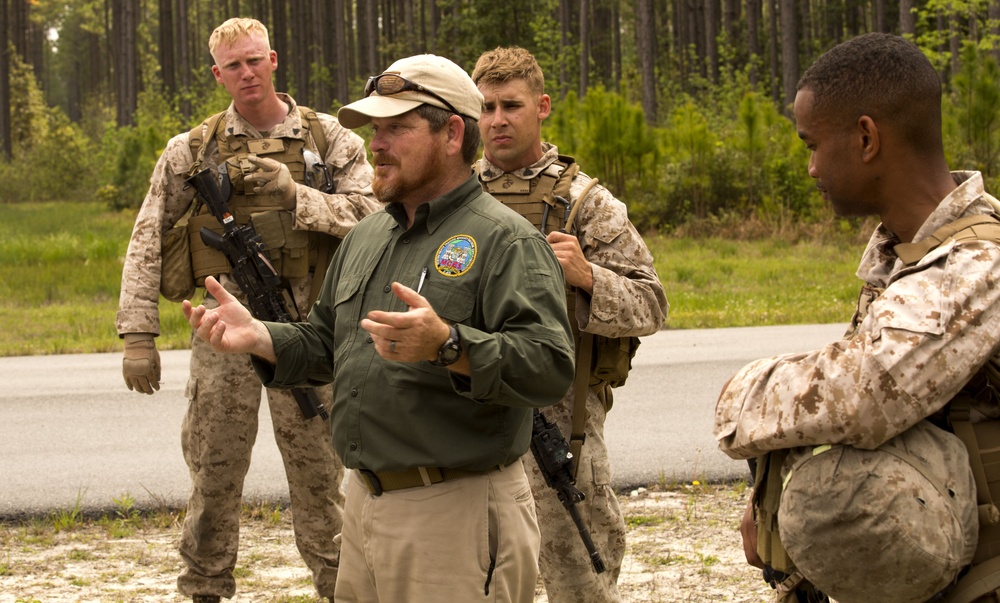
[359,469,383,496]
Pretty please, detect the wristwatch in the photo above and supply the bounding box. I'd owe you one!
[431,324,462,367]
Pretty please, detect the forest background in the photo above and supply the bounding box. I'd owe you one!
[2,0,1000,355]
[6,0,1000,225]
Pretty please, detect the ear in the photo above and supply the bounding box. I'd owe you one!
[211,65,223,84]
[857,115,880,163]
[445,115,465,157]
[538,93,552,121]
[269,50,278,72]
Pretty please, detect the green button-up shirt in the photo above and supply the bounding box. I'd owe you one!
[256,174,575,472]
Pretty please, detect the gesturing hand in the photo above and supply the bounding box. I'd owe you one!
[360,282,451,363]
[182,276,274,361]
[246,156,296,210]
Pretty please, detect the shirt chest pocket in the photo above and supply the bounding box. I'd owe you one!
[332,272,366,365]
[384,279,476,390]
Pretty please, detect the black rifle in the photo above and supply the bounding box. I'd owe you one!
[186,167,329,421]
[530,408,606,574]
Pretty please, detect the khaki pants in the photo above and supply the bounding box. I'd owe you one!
[524,384,626,603]
[178,334,345,599]
[336,463,540,603]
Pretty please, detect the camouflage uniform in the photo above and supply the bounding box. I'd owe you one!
[478,143,669,603]
[714,171,1000,599]
[117,95,378,600]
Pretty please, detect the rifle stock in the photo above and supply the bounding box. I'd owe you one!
[185,167,329,421]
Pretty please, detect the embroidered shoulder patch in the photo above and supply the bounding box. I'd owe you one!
[435,235,477,277]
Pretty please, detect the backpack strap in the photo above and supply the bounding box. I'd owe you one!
[895,214,1000,266]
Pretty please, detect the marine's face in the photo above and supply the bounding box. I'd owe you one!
[211,33,277,108]
[368,111,447,206]
[478,78,550,172]
[794,88,871,218]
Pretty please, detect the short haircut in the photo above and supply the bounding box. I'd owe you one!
[416,105,481,165]
[471,47,545,96]
[209,18,271,63]
[797,32,943,153]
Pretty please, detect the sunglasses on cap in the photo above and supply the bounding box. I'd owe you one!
[364,73,459,115]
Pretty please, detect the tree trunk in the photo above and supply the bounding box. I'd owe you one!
[178,0,191,119]
[779,0,798,113]
[560,0,570,98]
[579,0,590,96]
[899,0,916,36]
[159,0,176,96]
[747,0,760,86]
[875,0,887,32]
[0,0,10,158]
[768,0,779,103]
[704,0,719,83]
[113,0,138,126]
[334,0,348,107]
[635,0,657,124]
[990,0,1000,65]
[592,0,614,88]
[272,2,289,93]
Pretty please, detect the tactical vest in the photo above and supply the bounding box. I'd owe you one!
[752,212,1000,602]
[184,106,338,296]
[480,155,641,472]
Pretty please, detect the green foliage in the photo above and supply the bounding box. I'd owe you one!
[945,41,1000,178]
[97,89,186,211]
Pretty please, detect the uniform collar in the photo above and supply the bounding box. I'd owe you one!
[478,142,560,182]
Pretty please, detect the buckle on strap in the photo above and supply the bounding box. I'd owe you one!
[358,469,383,496]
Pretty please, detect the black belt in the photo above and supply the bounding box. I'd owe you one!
[358,466,489,496]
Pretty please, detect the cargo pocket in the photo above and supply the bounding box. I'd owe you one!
[187,213,230,284]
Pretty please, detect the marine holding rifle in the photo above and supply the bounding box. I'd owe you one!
[116,17,378,603]
[472,47,668,603]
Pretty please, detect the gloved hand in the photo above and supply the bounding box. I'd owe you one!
[123,333,161,395]
[246,156,297,210]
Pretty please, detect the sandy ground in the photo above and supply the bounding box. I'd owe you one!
[0,482,774,603]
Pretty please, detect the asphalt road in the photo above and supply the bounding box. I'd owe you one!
[0,323,847,517]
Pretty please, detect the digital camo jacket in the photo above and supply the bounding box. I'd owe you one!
[116,94,377,336]
[715,171,1000,460]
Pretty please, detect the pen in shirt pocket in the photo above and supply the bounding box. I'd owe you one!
[417,266,428,294]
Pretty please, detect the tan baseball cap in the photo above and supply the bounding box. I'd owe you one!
[338,54,484,129]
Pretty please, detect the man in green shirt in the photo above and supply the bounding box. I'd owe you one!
[182,54,575,603]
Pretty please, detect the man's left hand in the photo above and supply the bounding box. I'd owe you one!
[246,156,296,210]
[546,231,594,293]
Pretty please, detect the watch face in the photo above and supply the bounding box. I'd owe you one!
[441,344,460,362]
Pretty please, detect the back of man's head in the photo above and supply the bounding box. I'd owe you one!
[209,18,270,62]
[798,32,943,155]
[472,47,545,96]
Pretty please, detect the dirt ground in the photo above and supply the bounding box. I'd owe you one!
[0,482,774,603]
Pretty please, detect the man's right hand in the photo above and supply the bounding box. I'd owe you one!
[182,276,277,362]
[122,333,160,394]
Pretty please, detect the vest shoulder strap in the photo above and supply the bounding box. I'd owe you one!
[895,213,1000,266]
[296,105,328,160]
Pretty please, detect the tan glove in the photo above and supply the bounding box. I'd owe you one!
[246,156,297,210]
[123,333,161,395]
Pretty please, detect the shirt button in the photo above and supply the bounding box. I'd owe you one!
[383,285,391,293]
[366,335,373,343]
[350,442,358,450]
[402,238,410,244]
[351,388,359,397]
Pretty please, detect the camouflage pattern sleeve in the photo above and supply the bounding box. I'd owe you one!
[570,173,668,339]
[116,133,198,336]
[714,240,1000,459]
[291,113,379,237]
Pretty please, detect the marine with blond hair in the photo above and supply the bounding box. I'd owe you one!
[117,17,378,602]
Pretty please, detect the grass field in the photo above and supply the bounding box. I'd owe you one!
[0,201,865,357]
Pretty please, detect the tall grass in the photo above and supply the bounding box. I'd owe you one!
[0,201,866,357]
[0,202,194,356]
